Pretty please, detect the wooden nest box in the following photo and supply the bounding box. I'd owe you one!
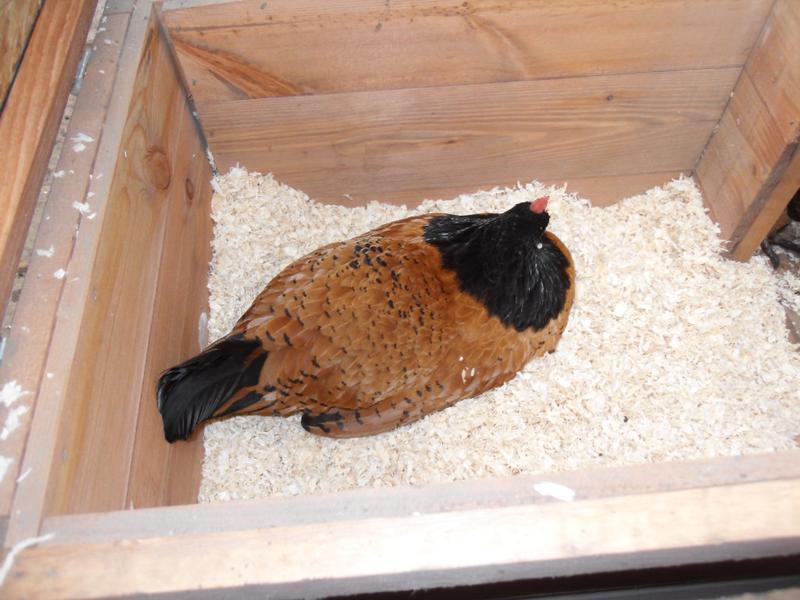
[0,0,798,597]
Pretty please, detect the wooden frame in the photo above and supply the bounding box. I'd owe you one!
[6,454,800,598]
[696,0,800,259]
[0,0,99,321]
[1,1,798,597]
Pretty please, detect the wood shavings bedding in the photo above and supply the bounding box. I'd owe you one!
[199,168,800,502]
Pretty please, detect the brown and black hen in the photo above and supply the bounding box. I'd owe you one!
[157,196,575,441]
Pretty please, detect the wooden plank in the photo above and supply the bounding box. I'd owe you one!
[698,71,791,240]
[126,105,212,510]
[160,0,771,103]
[202,68,737,205]
[163,0,241,9]
[730,146,800,262]
[0,13,132,519]
[43,451,800,545]
[0,0,41,110]
[746,0,800,146]
[289,172,683,209]
[543,172,684,207]
[3,1,159,548]
[696,0,800,260]
[0,0,97,320]
[40,21,187,518]
[105,0,138,14]
[8,479,800,598]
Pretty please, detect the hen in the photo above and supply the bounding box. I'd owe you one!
[158,196,575,441]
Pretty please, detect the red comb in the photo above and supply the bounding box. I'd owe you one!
[530,196,549,214]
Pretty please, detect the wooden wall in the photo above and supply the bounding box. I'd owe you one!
[3,8,211,532]
[0,0,40,111]
[39,19,212,516]
[696,0,800,260]
[0,0,97,323]
[0,2,124,527]
[161,0,773,206]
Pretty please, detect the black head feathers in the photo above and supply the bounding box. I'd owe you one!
[423,197,571,331]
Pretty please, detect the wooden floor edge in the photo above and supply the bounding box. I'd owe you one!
[38,450,800,546]
[6,478,800,599]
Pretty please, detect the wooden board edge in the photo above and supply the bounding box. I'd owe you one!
[125,89,213,510]
[160,0,771,105]
[0,0,41,111]
[152,4,218,175]
[0,0,98,320]
[543,171,686,207]
[3,1,158,548]
[0,11,133,520]
[730,144,800,261]
[162,0,242,10]
[7,478,800,598]
[201,68,736,205]
[695,0,800,259]
[41,450,800,546]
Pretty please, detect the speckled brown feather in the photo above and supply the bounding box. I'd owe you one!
[208,216,575,437]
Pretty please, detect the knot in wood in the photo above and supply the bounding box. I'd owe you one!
[185,177,195,200]
[145,146,171,190]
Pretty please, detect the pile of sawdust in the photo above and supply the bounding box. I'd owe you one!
[199,168,800,502]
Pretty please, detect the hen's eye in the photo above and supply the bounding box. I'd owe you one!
[536,243,543,250]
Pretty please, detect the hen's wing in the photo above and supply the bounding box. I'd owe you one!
[219,217,455,418]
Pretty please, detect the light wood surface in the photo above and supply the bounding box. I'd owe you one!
[42,451,800,545]
[37,13,213,518]
[746,0,800,145]
[731,147,800,262]
[0,0,40,110]
[105,0,138,14]
[543,172,685,207]
[0,12,132,520]
[696,0,800,259]
[0,0,97,320]
[4,1,157,547]
[127,101,212,510]
[698,72,785,239]
[8,478,800,598]
[161,0,771,102]
[41,16,184,518]
[202,68,736,205]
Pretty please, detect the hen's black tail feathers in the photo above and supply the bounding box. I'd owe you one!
[157,335,267,443]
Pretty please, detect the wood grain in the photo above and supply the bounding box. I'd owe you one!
[202,68,737,205]
[746,0,800,146]
[161,0,771,103]
[0,0,41,110]
[730,146,800,262]
[39,19,203,518]
[696,0,800,259]
[698,72,790,241]
[0,13,131,520]
[4,1,159,547]
[126,106,212,510]
[0,0,97,320]
[542,172,684,207]
[8,478,800,598]
[42,451,800,545]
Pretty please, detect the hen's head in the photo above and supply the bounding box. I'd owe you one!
[502,196,551,241]
[424,194,571,332]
